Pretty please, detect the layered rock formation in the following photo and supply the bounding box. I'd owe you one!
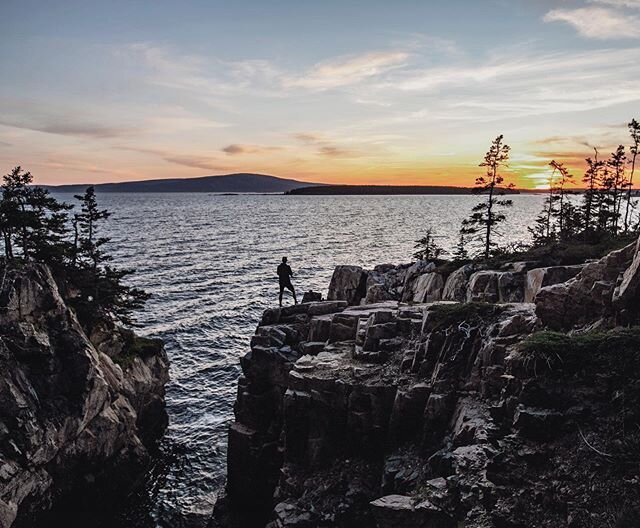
[222,240,640,528]
[536,241,636,329]
[328,259,576,310]
[0,264,169,528]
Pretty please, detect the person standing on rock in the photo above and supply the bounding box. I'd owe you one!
[277,256,297,307]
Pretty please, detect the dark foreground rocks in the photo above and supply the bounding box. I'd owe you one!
[218,239,640,528]
[0,264,169,528]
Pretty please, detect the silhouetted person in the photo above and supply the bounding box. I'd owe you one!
[277,257,297,307]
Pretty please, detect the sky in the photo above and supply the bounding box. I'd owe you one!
[0,0,639,188]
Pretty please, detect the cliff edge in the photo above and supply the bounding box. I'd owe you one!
[220,239,640,527]
[0,264,169,528]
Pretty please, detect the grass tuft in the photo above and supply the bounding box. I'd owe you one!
[113,335,163,369]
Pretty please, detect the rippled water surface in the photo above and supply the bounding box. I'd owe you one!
[52,192,546,526]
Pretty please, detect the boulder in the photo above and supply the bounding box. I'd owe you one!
[370,494,454,528]
[301,290,322,303]
[536,242,636,329]
[442,265,476,302]
[365,282,397,304]
[467,270,524,303]
[328,313,360,343]
[412,273,444,303]
[497,271,524,303]
[466,271,499,303]
[365,264,410,304]
[401,261,437,302]
[613,236,640,309]
[327,266,368,306]
[299,342,326,356]
[525,265,585,303]
[307,301,348,317]
[513,406,563,440]
[308,315,333,342]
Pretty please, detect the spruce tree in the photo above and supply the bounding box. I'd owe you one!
[461,135,512,259]
[413,228,445,261]
[0,166,71,262]
[624,119,639,232]
[70,187,149,329]
[607,145,628,235]
[452,232,469,262]
[582,149,603,236]
[73,186,112,274]
[548,160,577,239]
[529,163,559,246]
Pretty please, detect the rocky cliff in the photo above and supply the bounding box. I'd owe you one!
[0,264,169,528]
[221,240,640,528]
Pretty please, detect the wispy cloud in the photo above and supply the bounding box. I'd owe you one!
[292,131,367,158]
[544,7,640,39]
[163,154,233,172]
[0,98,226,144]
[145,113,229,131]
[37,157,135,178]
[283,51,410,90]
[0,114,136,139]
[588,0,640,8]
[371,47,640,122]
[318,145,361,158]
[292,133,325,144]
[222,144,283,155]
[120,43,285,102]
[114,145,233,172]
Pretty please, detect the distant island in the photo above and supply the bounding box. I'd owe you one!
[286,184,522,195]
[42,173,325,193]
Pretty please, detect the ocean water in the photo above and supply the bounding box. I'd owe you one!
[50,192,546,527]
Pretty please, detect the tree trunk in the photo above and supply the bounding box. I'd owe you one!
[485,166,496,260]
[624,152,637,232]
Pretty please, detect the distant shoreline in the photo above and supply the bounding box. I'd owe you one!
[286,185,523,195]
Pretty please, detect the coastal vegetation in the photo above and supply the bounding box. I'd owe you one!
[415,118,640,265]
[520,327,640,379]
[461,134,514,259]
[0,167,148,330]
[412,228,446,261]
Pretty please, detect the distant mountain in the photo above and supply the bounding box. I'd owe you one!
[42,173,325,193]
[286,185,521,195]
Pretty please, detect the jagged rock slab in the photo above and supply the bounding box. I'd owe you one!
[524,264,585,303]
[536,241,635,329]
[327,266,368,305]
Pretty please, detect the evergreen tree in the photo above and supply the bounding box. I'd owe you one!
[73,186,112,273]
[461,135,513,259]
[0,166,71,262]
[529,163,559,246]
[29,187,73,264]
[529,196,556,246]
[2,166,34,259]
[452,232,469,262]
[607,145,628,234]
[624,119,639,232]
[597,164,614,232]
[413,228,445,261]
[548,160,577,239]
[70,187,149,328]
[582,149,603,236]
